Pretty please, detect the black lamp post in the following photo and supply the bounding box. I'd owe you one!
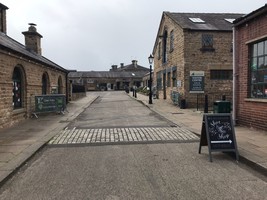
[148,54,154,104]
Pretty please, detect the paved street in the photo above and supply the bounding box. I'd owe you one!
[49,127,199,145]
[0,144,266,200]
[49,92,198,146]
[0,91,266,200]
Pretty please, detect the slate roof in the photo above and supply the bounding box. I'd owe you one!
[68,71,147,79]
[115,63,149,72]
[0,32,68,73]
[165,12,244,31]
[233,4,267,26]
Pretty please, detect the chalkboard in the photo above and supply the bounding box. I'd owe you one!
[34,94,66,117]
[198,113,239,162]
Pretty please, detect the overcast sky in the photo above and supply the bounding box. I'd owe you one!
[1,0,266,71]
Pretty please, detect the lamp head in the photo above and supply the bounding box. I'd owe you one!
[148,54,154,65]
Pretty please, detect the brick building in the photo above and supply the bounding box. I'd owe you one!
[0,3,69,129]
[233,4,267,130]
[152,12,243,108]
[69,60,149,91]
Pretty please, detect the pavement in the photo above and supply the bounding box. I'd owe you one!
[0,94,98,186]
[133,92,267,176]
[0,92,266,187]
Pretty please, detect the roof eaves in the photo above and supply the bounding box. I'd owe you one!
[233,4,267,26]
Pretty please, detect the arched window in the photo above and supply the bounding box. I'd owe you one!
[12,67,23,109]
[58,76,63,94]
[42,73,49,95]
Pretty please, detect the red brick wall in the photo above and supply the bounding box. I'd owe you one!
[235,13,267,131]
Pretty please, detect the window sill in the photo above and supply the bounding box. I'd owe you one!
[200,48,215,52]
[13,108,26,115]
[244,98,267,103]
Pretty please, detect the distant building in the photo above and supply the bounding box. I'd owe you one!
[69,60,149,91]
[152,12,243,108]
[0,3,69,129]
[233,4,267,131]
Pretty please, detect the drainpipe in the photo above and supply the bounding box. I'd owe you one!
[232,26,236,125]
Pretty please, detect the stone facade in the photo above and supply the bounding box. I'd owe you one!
[152,12,243,108]
[233,4,267,131]
[0,3,69,129]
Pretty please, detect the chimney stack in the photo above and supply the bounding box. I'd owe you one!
[22,23,43,55]
[111,65,118,71]
[132,60,138,68]
[0,3,8,34]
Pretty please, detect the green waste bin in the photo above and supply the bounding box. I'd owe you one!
[213,101,231,113]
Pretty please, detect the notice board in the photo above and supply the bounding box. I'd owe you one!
[34,94,66,116]
[189,71,204,93]
[198,113,239,162]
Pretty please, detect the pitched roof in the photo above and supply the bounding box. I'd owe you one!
[233,4,267,26]
[68,71,147,79]
[0,32,68,73]
[152,12,244,55]
[116,64,149,72]
[165,12,244,31]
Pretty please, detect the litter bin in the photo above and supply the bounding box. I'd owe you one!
[213,101,231,113]
[180,99,186,109]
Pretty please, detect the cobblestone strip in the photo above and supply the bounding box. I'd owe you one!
[49,127,199,145]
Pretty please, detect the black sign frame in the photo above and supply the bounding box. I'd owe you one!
[189,75,204,93]
[199,113,239,162]
[33,94,66,118]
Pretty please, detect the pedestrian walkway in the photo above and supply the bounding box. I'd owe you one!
[132,93,267,175]
[0,94,99,185]
[48,127,199,146]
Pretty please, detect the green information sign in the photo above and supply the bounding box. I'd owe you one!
[34,94,66,114]
[189,71,204,93]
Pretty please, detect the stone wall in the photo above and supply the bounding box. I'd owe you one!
[0,50,67,129]
[153,12,234,108]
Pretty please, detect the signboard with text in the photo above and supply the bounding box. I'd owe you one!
[189,71,204,93]
[198,113,239,162]
[34,94,66,115]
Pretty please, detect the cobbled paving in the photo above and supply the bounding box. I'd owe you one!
[48,127,199,146]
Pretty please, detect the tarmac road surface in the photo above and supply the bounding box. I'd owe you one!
[0,91,266,200]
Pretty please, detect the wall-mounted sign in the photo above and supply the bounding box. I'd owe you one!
[189,71,204,93]
[177,80,182,87]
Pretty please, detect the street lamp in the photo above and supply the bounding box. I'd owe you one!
[148,54,154,104]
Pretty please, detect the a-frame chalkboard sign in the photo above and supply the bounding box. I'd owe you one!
[199,113,239,162]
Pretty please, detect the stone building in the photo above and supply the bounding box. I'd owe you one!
[69,60,149,91]
[0,3,69,129]
[233,4,267,131]
[152,12,243,108]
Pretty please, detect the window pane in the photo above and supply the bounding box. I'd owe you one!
[202,34,213,48]
[12,68,22,109]
[259,57,264,69]
[253,44,257,57]
[258,41,264,56]
[251,57,257,70]
[250,40,267,98]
